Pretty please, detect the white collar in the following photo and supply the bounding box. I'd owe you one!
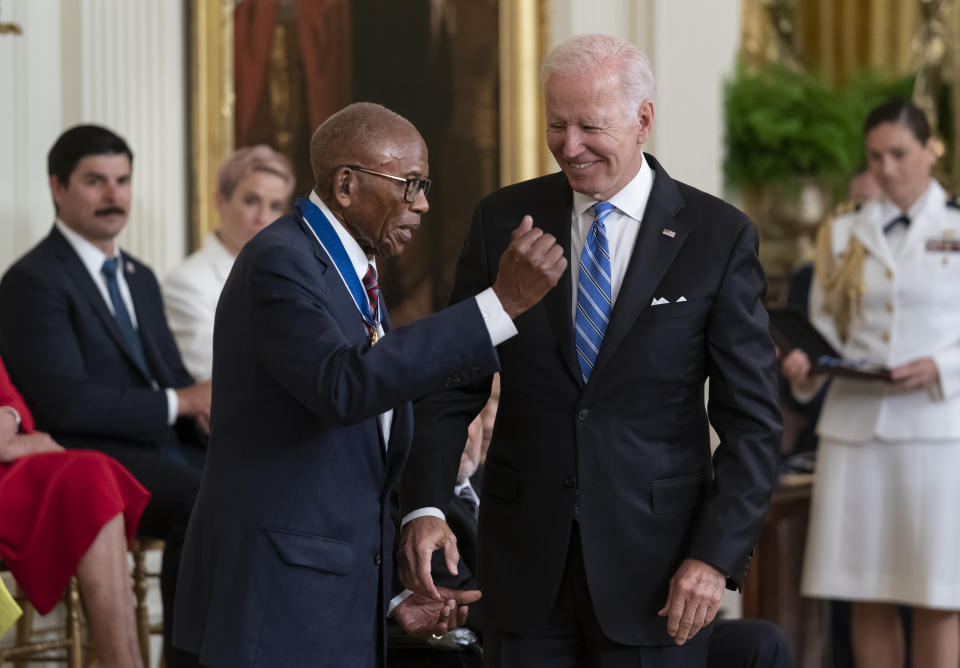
[571,155,654,222]
[55,218,121,276]
[875,179,939,225]
[206,232,237,263]
[308,190,376,278]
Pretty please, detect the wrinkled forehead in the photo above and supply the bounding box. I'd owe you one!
[545,69,630,119]
[367,129,429,172]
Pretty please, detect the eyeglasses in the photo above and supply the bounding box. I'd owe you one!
[347,165,432,203]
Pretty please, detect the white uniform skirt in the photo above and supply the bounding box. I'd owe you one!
[801,436,960,609]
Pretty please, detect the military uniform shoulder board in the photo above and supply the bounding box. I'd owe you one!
[947,194,960,210]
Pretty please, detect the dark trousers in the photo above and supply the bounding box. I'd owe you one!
[484,525,708,668]
[707,619,791,668]
[67,438,203,664]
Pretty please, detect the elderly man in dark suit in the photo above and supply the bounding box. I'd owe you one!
[0,124,212,662]
[399,34,782,668]
[172,102,567,668]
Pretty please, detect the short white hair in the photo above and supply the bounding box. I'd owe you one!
[540,34,655,113]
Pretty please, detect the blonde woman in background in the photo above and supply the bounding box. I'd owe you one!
[783,99,960,668]
[163,146,295,381]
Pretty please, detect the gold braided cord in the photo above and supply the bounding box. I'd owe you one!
[813,217,865,344]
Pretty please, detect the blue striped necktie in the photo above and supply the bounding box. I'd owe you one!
[575,201,614,382]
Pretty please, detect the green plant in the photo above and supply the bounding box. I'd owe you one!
[724,61,913,197]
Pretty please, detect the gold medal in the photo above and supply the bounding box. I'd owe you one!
[369,329,380,347]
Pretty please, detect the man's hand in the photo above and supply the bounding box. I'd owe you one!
[394,587,481,639]
[657,558,725,645]
[890,357,939,391]
[492,216,567,319]
[176,380,212,422]
[398,516,459,600]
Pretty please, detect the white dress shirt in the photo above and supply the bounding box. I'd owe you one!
[55,219,179,423]
[569,157,654,319]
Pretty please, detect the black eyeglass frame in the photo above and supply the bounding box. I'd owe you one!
[346,165,432,203]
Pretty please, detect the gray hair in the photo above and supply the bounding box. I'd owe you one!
[540,34,655,113]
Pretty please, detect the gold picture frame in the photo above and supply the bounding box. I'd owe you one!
[188,0,551,250]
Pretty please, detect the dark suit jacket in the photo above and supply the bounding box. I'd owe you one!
[0,226,194,448]
[401,155,782,646]
[172,213,500,667]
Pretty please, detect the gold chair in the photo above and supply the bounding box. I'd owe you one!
[0,567,82,668]
[130,538,165,668]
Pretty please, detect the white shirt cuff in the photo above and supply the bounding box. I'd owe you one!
[474,287,517,346]
[0,406,21,431]
[387,589,413,616]
[400,507,446,529]
[165,388,179,425]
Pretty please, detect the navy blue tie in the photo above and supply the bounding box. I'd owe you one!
[883,214,910,235]
[101,257,150,377]
[575,202,615,382]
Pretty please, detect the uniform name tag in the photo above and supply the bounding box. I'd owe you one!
[926,238,960,252]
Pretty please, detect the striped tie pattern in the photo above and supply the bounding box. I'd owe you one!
[362,264,381,324]
[575,202,614,382]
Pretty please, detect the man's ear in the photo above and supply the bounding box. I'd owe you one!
[636,100,655,145]
[49,175,65,209]
[333,167,354,207]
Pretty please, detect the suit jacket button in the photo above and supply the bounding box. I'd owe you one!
[443,377,453,387]
[577,409,589,422]
[563,476,577,489]
[374,553,382,566]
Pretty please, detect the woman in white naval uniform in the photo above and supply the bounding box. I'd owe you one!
[783,100,960,668]
[163,146,294,381]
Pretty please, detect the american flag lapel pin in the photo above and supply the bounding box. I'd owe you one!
[662,228,676,238]
[125,261,135,274]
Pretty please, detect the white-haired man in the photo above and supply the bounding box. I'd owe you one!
[399,34,782,667]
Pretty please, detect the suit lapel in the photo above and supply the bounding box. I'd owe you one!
[591,157,689,379]
[536,176,582,385]
[50,228,153,383]
[297,214,400,469]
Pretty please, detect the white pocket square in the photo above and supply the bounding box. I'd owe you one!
[651,297,669,306]
[675,296,687,302]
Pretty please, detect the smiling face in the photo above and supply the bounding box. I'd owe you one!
[336,129,429,257]
[545,62,653,200]
[865,121,937,211]
[216,170,290,255]
[50,154,132,254]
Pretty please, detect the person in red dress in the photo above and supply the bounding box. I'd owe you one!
[0,356,149,668]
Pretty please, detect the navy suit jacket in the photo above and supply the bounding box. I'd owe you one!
[0,226,193,448]
[173,213,500,667]
[401,155,783,647]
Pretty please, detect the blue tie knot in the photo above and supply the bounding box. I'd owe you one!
[101,257,119,277]
[593,201,615,223]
